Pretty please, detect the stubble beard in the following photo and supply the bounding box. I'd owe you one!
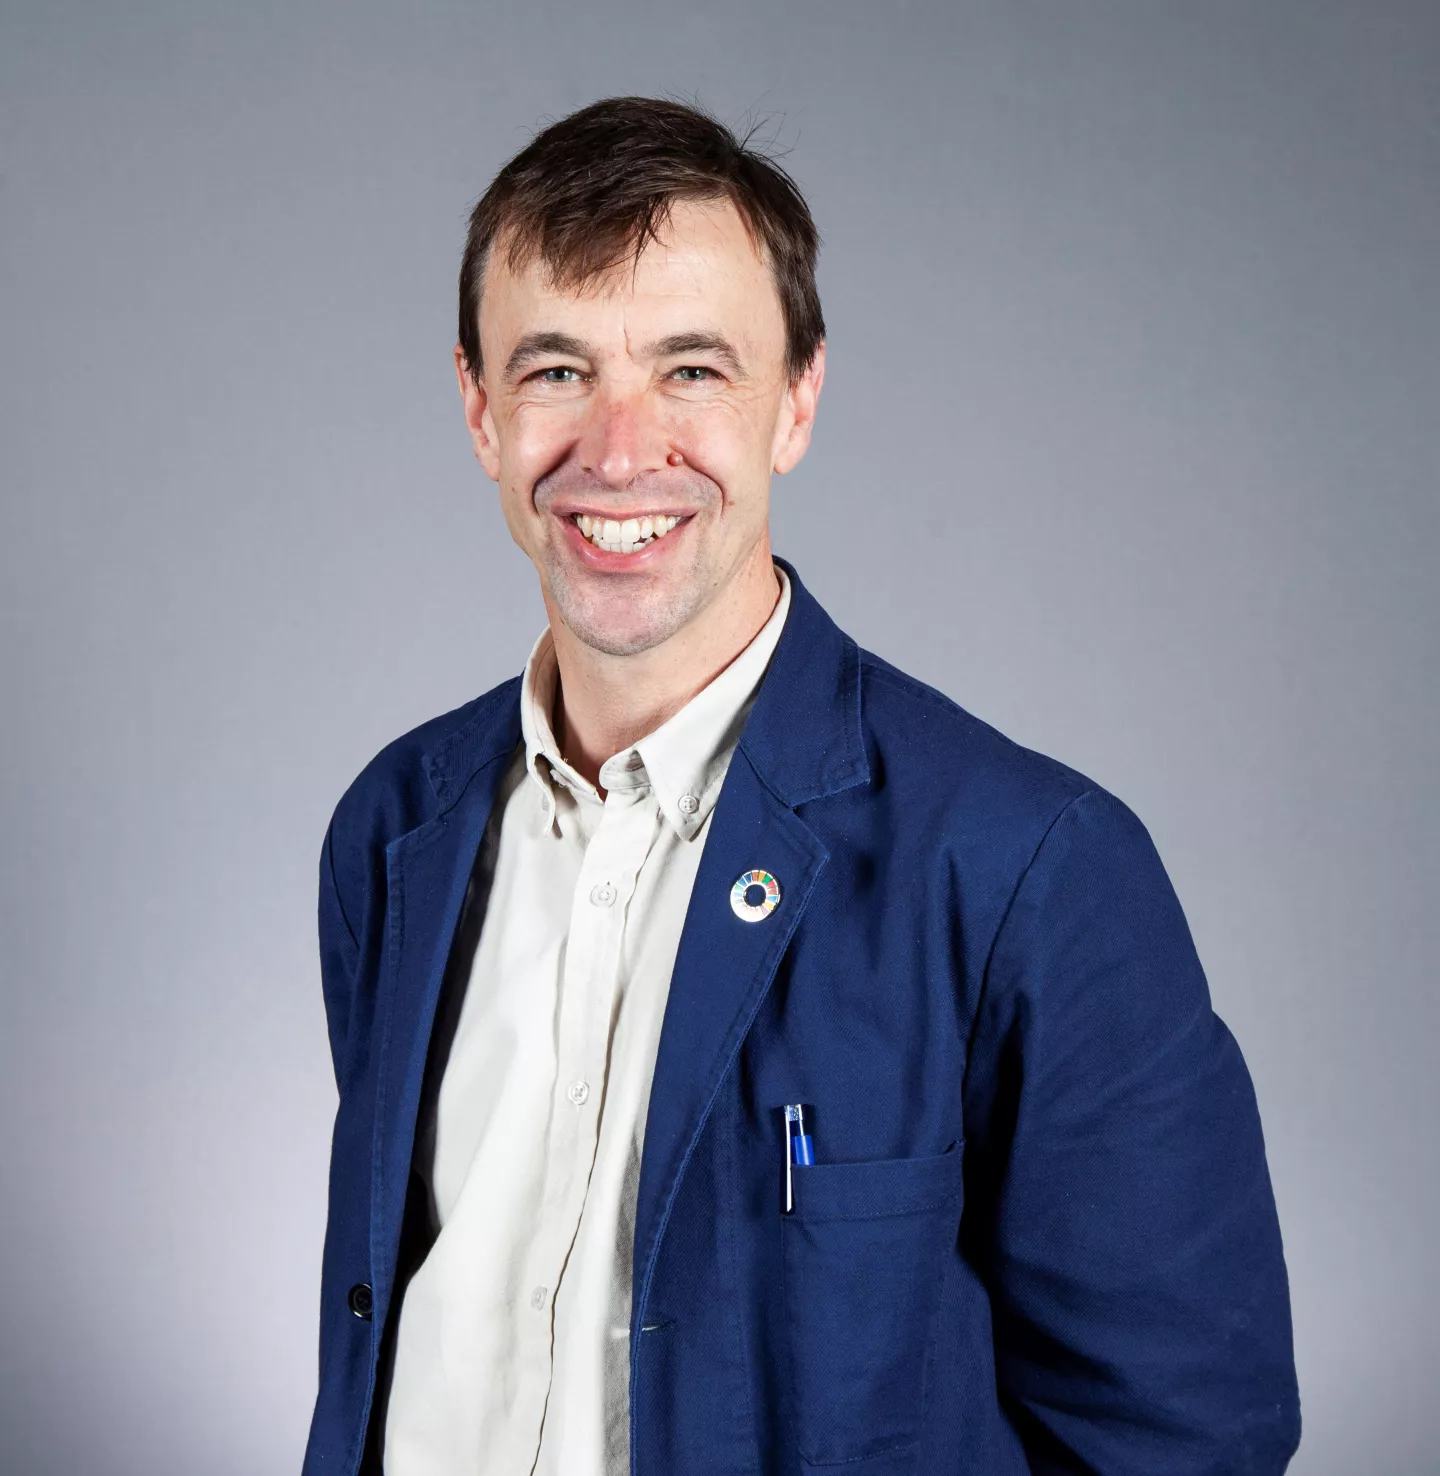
[544,550,714,657]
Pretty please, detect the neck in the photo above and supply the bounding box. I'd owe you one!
[544,543,781,791]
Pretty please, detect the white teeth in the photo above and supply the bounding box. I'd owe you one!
[572,513,683,552]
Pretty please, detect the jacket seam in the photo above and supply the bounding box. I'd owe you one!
[961,787,1100,1083]
[859,656,1097,799]
[324,821,362,958]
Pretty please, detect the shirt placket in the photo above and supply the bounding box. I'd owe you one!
[521,774,658,1464]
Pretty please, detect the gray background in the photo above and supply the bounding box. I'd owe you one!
[2,1,1436,1471]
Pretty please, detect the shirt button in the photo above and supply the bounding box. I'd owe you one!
[590,881,616,907]
[678,792,700,816]
[531,1286,548,1310]
[567,1080,590,1106]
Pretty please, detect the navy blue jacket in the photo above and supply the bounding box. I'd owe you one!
[303,557,1300,1475]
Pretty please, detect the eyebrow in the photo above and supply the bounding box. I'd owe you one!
[644,332,746,378]
[503,331,594,382]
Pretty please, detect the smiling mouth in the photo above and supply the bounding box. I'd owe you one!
[571,512,684,554]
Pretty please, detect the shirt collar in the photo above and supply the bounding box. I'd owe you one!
[518,563,792,840]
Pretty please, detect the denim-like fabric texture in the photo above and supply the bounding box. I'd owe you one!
[783,1144,965,1464]
[303,557,1300,1475]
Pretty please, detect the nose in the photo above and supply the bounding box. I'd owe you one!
[575,385,670,489]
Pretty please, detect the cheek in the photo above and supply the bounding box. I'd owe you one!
[499,402,583,481]
[664,399,773,485]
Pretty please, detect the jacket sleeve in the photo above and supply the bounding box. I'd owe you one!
[317,816,362,1087]
[964,788,1300,1474]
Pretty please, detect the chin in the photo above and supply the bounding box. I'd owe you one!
[552,583,697,658]
[563,610,676,658]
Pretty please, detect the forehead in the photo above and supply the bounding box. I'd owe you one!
[481,199,785,353]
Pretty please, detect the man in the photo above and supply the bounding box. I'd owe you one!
[303,97,1300,1476]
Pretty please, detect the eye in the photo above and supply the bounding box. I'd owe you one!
[535,366,583,384]
[671,365,717,382]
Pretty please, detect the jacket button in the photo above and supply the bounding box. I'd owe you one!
[348,1282,374,1320]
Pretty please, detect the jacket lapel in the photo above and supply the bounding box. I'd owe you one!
[369,684,521,1326]
[631,558,870,1326]
[630,752,827,1325]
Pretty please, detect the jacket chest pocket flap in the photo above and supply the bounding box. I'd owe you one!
[781,1141,964,1471]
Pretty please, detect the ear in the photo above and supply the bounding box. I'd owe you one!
[771,342,826,476]
[454,344,501,481]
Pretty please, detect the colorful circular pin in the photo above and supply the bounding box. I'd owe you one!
[730,868,781,923]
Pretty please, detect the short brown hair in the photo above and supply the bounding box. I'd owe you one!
[458,97,825,383]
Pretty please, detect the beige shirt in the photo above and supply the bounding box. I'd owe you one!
[383,565,792,1476]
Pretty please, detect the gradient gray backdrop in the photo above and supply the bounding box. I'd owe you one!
[2,3,1436,1472]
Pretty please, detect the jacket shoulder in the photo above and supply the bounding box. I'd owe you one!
[851,647,1169,892]
[852,648,1179,993]
[857,647,1099,818]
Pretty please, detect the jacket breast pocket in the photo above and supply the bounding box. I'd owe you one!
[781,1140,964,1473]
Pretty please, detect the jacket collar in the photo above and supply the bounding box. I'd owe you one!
[734,555,868,805]
[420,555,869,814]
[420,675,522,816]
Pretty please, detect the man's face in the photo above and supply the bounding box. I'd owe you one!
[458,199,824,656]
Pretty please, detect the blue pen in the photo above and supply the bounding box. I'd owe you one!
[784,1103,815,1212]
